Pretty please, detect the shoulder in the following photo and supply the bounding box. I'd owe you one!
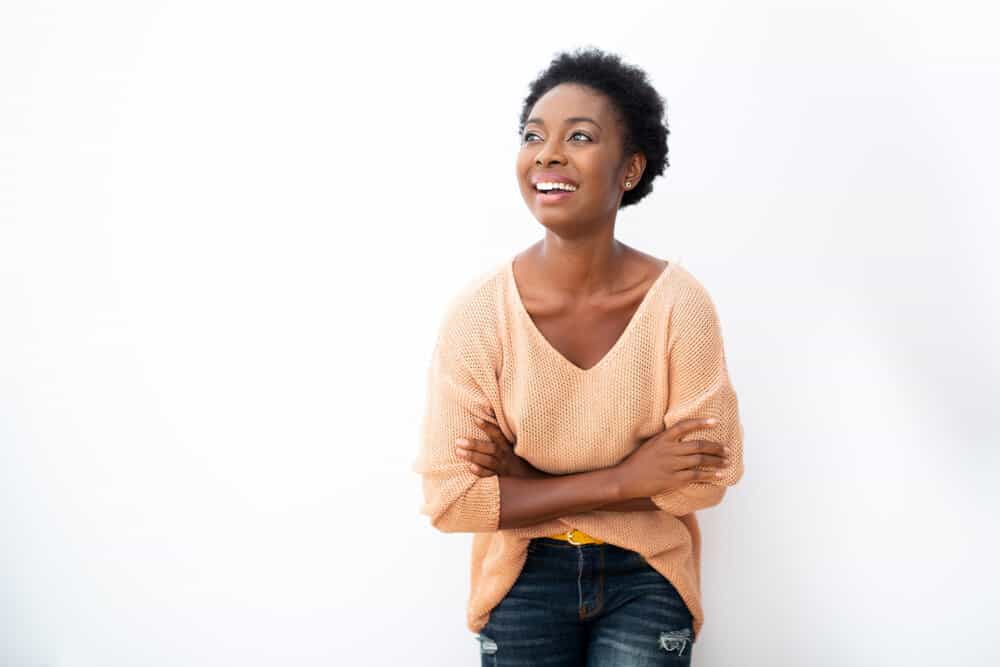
[437,262,505,336]
[433,262,507,365]
[661,261,725,338]
[663,261,718,312]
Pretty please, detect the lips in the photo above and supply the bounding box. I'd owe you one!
[529,173,579,205]
[534,186,577,204]
[531,173,579,187]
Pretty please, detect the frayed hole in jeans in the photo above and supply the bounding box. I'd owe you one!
[659,628,692,656]
[476,633,498,655]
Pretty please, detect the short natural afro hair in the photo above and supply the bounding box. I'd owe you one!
[517,46,669,209]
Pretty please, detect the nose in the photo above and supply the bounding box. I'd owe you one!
[534,137,567,166]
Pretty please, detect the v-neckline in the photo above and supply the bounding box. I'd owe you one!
[507,256,673,375]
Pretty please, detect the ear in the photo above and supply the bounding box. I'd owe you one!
[625,151,646,188]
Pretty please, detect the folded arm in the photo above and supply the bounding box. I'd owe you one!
[649,281,745,516]
[595,496,659,511]
[412,277,744,532]
[413,324,627,532]
[412,329,503,533]
[510,459,658,513]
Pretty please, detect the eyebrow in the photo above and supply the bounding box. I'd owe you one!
[525,116,602,130]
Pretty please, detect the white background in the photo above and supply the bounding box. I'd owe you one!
[2,1,998,665]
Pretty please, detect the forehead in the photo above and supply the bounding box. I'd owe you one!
[526,83,613,124]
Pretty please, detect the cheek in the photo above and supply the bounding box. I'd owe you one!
[516,161,534,192]
[516,153,533,175]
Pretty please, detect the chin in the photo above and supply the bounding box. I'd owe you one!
[532,210,577,231]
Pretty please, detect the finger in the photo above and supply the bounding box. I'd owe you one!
[461,449,501,469]
[467,461,497,477]
[456,437,497,457]
[474,420,504,450]
[475,417,512,448]
[674,454,729,474]
[674,439,730,460]
[464,452,501,475]
[664,417,719,441]
[672,442,730,470]
[679,467,727,483]
[455,439,501,469]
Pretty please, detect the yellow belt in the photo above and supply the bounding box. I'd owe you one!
[547,528,604,545]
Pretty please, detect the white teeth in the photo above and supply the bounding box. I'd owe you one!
[535,181,577,192]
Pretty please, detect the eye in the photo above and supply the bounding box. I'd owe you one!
[522,131,541,143]
[570,131,592,142]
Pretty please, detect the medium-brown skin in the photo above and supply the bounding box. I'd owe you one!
[457,417,729,527]
[454,83,729,529]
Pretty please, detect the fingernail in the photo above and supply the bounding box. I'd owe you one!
[474,417,483,424]
[455,438,468,445]
[456,449,467,457]
[715,471,724,477]
[723,447,731,455]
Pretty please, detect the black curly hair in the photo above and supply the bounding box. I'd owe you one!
[518,46,669,209]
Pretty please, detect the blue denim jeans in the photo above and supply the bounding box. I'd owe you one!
[475,537,695,666]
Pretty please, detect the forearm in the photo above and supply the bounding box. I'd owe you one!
[519,466,656,513]
[594,497,658,511]
[498,468,623,530]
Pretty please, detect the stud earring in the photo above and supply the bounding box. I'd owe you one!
[625,181,632,188]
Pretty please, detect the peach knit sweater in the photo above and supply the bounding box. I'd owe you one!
[411,255,744,642]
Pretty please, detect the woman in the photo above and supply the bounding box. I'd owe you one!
[412,47,744,665]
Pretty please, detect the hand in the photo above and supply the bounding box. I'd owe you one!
[455,417,546,479]
[614,417,730,500]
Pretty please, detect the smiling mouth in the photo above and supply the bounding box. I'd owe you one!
[533,184,578,203]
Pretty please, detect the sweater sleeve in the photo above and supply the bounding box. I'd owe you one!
[651,280,744,516]
[411,321,502,534]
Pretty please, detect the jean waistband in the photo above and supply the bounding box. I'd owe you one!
[545,528,605,545]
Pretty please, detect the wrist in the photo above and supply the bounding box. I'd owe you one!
[513,456,550,480]
[526,462,553,480]
[601,466,627,504]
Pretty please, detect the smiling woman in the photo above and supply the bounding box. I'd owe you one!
[516,47,669,215]
[413,46,743,666]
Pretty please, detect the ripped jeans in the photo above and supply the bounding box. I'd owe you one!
[475,537,695,666]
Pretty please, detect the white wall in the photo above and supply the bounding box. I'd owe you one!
[2,1,997,665]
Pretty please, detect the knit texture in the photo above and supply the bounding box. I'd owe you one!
[411,255,744,642]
